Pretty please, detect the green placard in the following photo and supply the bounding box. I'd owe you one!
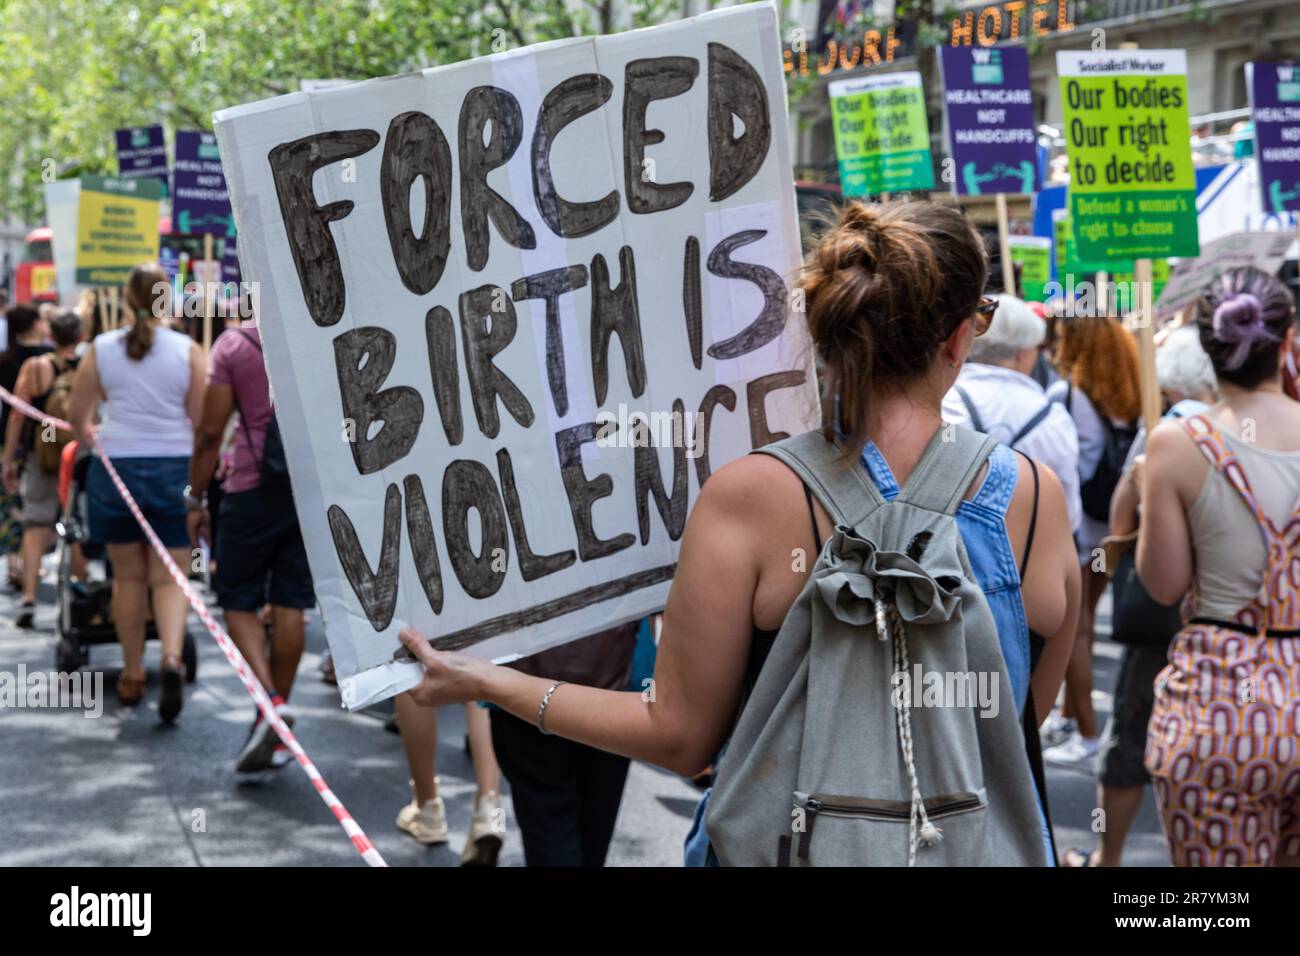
[1053,210,1121,275]
[1008,236,1052,301]
[829,72,934,197]
[1058,51,1199,261]
[1051,210,1171,310]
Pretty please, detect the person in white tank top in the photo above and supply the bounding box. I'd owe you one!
[67,262,207,723]
[1136,267,1300,867]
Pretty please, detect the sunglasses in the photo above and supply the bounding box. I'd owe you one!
[972,297,998,336]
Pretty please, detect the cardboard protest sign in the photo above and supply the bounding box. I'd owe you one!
[114,125,169,195]
[43,179,81,304]
[300,79,356,92]
[939,46,1037,196]
[214,3,816,709]
[1058,50,1199,261]
[1155,231,1295,321]
[828,71,934,196]
[1007,235,1051,300]
[172,130,235,237]
[69,176,163,286]
[1245,62,1300,214]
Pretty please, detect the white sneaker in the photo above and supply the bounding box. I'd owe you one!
[460,791,505,866]
[396,779,448,845]
[1040,712,1076,749]
[1043,731,1099,766]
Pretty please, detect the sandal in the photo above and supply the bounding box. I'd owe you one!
[116,671,146,706]
[1061,847,1098,867]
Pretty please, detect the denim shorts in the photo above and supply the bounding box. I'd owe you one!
[214,484,315,611]
[86,456,191,549]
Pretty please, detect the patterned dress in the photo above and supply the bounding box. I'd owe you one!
[1145,415,1300,866]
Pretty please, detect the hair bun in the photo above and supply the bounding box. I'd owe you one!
[1212,291,1277,371]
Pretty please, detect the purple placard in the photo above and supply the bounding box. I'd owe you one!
[172,130,235,237]
[1246,62,1300,214]
[221,235,241,284]
[940,45,1038,196]
[114,125,169,196]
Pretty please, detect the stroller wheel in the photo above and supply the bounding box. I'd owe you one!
[182,632,198,683]
[56,638,82,674]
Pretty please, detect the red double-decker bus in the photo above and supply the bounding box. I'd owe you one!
[14,227,57,303]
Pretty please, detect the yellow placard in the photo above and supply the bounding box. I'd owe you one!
[74,176,162,286]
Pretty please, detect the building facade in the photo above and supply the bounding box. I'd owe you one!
[784,0,1300,183]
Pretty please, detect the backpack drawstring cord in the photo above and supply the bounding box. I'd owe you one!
[877,598,942,866]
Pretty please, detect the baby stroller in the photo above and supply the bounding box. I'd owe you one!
[53,442,198,680]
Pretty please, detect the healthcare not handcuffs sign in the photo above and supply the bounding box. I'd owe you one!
[940,46,1037,196]
[1246,61,1300,214]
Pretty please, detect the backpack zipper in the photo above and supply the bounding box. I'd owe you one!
[791,790,986,861]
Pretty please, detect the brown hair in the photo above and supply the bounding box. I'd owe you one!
[799,199,988,457]
[124,262,169,361]
[1053,316,1142,422]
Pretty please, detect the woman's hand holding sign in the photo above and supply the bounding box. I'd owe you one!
[397,628,497,707]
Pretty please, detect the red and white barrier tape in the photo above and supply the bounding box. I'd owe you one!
[0,385,387,867]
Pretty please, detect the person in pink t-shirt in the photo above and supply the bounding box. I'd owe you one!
[187,319,313,774]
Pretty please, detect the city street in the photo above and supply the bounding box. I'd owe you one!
[0,566,1168,867]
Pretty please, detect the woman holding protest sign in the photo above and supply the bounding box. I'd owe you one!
[67,262,206,720]
[395,200,1081,867]
[1135,267,1300,867]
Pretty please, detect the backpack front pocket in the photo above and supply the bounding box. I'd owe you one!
[786,790,988,866]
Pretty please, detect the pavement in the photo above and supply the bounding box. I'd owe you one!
[0,559,1167,867]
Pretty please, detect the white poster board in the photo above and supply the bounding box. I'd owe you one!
[43,179,81,306]
[1155,230,1296,321]
[214,3,816,709]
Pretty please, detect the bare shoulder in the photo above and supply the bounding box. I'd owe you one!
[697,450,807,522]
[1146,418,1198,462]
[1008,453,1068,529]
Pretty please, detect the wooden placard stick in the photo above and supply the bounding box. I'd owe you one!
[995,192,1016,296]
[202,233,214,354]
[1134,257,1161,437]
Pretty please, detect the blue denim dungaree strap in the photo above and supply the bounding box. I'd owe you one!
[862,440,1031,712]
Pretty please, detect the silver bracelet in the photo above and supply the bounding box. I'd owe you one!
[537,681,567,735]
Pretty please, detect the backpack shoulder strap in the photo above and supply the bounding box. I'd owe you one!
[754,431,885,529]
[1009,400,1053,447]
[897,425,998,516]
[237,328,263,354]
[1182,414,1278,538]
[952,384,984,434]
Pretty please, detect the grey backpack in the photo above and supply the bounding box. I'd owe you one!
[705,427,1047,867]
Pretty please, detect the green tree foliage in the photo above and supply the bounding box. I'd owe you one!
[0,0,680,223]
